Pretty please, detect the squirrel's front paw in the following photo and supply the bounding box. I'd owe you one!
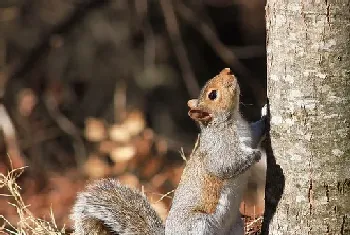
[252,149,261,161]
[241,145,261,160]
[261,104,267,118]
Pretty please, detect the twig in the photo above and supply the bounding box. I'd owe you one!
[43,94,86,168]
[246,216,262,229]
[245,216,263,234]
[153,133,193,154]
[0,104,24,165]
[8,0,111,81]
[160,0,200,97]
[229,45,266,59]
[179,148,187,162]
[20,128,61,150]
[114,80,127,122]
[0,0,22,8]
[0,34,26,169]
[176,2,262,83]
[153,189,175,203]
[135,0,156,69]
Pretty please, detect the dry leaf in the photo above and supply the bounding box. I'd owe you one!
[143,128,154,140]
[110,145,136,163]
[240,186,265,218]
[134,136,152,159]
[111,161,129,175]
[83,155,110,178]
[85,118,107,142]
[155,138,168,155]
[141,157,162,178]
[118,173,139,188]
[168,166,183,186]
[124,110,146,136]
[109,124,131,143]
[99,140,119,154]
[151,173,168,188]
[18,88,37,116]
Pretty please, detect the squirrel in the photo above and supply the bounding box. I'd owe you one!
[70,68,266,235]
[165,68,263,235]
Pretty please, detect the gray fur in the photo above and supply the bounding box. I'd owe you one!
[165,115,261,235]
[71,178,164,235]
[70,115,263,235]
[201,115,261,179]
[70,68,266,235]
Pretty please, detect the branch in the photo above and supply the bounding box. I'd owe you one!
[176,2,262,83]
[43,94,86,167]
[160,0,200,97]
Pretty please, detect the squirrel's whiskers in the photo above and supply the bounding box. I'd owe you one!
[71,68,266,235]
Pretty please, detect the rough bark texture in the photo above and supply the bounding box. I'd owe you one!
[265,1,350,234]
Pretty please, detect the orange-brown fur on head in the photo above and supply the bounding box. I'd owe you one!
[188,68,240,124]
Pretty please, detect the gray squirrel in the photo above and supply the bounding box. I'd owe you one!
[71,68,266,235]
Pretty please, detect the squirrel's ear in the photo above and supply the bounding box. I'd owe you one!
[220,68,232,75]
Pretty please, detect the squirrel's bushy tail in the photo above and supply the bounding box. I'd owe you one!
[71,178,164,235]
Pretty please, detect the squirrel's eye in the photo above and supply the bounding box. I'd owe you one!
[208,90,217,100]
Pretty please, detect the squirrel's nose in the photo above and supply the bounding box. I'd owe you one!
[187,99,198,108]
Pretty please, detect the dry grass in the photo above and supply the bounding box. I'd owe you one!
[0,165,263,235]
[0,166,65,235]
[244,216,263,235]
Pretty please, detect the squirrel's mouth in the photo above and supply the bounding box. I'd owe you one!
[187,99,213,123]
[188,108,213,122]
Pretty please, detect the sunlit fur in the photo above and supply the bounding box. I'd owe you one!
[71,68,265,235]
[71,179,164,235]
[166,68,262,235]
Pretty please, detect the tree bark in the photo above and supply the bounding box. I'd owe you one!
[265,1,350,234]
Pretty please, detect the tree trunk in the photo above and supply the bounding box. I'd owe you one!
[265,1,350,234]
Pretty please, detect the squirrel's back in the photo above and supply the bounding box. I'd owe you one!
[71,178,164,235]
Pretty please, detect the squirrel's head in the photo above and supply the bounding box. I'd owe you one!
[188,68,240,125]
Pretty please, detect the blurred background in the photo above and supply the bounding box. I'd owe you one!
[0,0,267,233]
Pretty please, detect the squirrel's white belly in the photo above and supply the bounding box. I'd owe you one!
[212,171,250,235]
